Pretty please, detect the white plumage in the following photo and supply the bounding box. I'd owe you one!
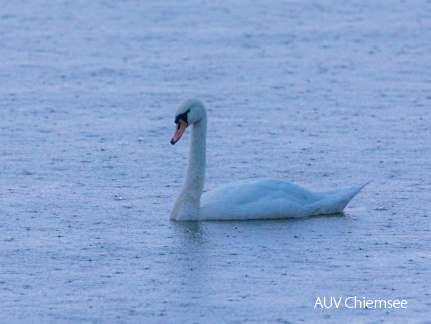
[201,178,366,220]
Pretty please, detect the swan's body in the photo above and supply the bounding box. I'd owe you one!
[170,99,366,221]
[201,178,365,220]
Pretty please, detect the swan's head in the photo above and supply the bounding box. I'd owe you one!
[171,99,206,145]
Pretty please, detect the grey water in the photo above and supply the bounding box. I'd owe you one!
[1,0,430,322]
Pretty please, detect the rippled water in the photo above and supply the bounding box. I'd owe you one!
[1,0,430,322]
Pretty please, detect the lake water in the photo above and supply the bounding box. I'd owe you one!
[1,0,430,322]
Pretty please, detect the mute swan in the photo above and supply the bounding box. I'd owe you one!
[170,99,366,221]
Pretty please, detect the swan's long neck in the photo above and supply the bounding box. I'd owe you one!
[171,112,207,220]
[184,118,207,202]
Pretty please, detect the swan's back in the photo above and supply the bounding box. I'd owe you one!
[200,178,365,221]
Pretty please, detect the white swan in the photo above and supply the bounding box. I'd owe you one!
[170,99,366,221]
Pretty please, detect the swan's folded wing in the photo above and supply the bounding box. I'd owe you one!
[200,178,316,220]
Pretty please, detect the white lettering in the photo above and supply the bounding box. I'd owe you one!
[314,297,323,308]
[374,300,387,308]
[355,296,363,308]
[345,297,354,308]
[333,297,342,308]
[317,297,407,309]
[323,297,332,308]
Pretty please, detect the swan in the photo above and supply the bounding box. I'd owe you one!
[170,99,367,221]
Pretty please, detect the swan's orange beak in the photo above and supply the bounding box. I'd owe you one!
[171,121,188,145]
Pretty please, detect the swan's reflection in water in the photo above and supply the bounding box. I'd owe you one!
[174,221,204,244]
[164,215,360,315]
[166,221,212,307]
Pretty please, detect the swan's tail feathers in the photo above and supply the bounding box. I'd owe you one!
[307,182,370,216]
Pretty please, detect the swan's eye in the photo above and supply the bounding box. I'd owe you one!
[174,109,191,124]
